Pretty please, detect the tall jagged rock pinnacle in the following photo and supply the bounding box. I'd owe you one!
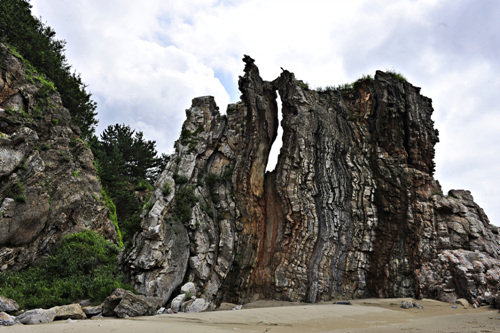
[124,55,500,309]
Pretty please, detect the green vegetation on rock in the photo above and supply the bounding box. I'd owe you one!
[386,69,407,82]
[0,0,98,138]
[92,124,167,246]
[173,185,198,224]
[101,189,123,248]
[0,230,132,309]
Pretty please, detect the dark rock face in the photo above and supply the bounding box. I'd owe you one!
[113,292,163,318]
[101,288,163,318]
[125,56,500,307]
[0,44,116,271]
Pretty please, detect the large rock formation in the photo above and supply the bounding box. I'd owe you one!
[0,44,117,271]
[125,55,500,308]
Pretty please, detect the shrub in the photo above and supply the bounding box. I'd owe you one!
[144,200,154,215]
[161,182,172,196]
[298,80,309,90]
[101,190,123,247]
[173,185,198,224]
[316,85,335,93]
[336,83,354,90]
[134,179,153,191]
[386,69,407,82]
[173,173,189,185]
[13,193,27,203]
[0,230,132,309]
[5,181,26,203]
[59,150,72,162]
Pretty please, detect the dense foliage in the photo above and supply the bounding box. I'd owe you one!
[0,231,132,309]
[93,124,167,243]
[0,0,98,138]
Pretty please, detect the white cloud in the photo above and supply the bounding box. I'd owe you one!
[32,0,230,154]
[31,0,500,225]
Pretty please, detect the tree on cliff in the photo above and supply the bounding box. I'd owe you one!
[97,124,165,182]
[0,0,98,138]
[93,124,167,243]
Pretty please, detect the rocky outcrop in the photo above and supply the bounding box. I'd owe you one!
[0,295,19,313]
[0,43,117,271]
[101,288,163,318]
[124,55,500,308]
[0,311,18,326]
[16,308,56,325]
[52,304,87,320]
[169,282,209,313]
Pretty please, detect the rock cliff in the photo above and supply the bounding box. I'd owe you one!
[126,55,500,308]
[0,44,117,271]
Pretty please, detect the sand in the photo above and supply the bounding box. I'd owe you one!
[4,298,499,333]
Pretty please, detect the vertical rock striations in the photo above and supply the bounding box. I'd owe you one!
[126,56,500,308]
[0,44,117,271]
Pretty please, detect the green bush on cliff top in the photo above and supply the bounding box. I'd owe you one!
[0,230,132,309]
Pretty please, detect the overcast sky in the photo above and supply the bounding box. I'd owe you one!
[31,0,499,226]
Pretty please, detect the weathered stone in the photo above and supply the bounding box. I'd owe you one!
[52,304,87,320]
[16,308,56,325]
[181,282,197,297]
[82,305,102,317]
[185,298,208,313]
[0,43,117,272]
[456,298,470,309]
[102,288,128,317]
[113,292,164,318]
[122,56,500,308]
[170,294,186,313]
[0,312,19,326]
[0,295,19,313]
[401,301,423,309]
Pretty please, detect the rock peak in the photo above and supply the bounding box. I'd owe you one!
[124,57,500,310]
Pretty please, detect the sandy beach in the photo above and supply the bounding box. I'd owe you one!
[3,298,499,333]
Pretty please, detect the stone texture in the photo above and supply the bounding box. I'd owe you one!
[82,305,102,317]
[170,294,186,313]
[180,282,197,296]
[101,288,127,317]
[52,304,87,320]
[401,300,423,309]
[0,312,18,326]
[0,295,19,313]
[16,308,56,325]
[185,298,208,313]
[124,56,500,308]
[0,43,117,272]
[113,292,164,318]
[456,298,470,309]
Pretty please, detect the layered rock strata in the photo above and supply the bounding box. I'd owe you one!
[0,44,116,271]
[125,55,500,308]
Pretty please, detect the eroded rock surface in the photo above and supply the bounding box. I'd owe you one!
[125,56,500,308]
[16,308,56,325]
[52,304,87,320]
[0,44,117,271]
[0,295,19,313]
